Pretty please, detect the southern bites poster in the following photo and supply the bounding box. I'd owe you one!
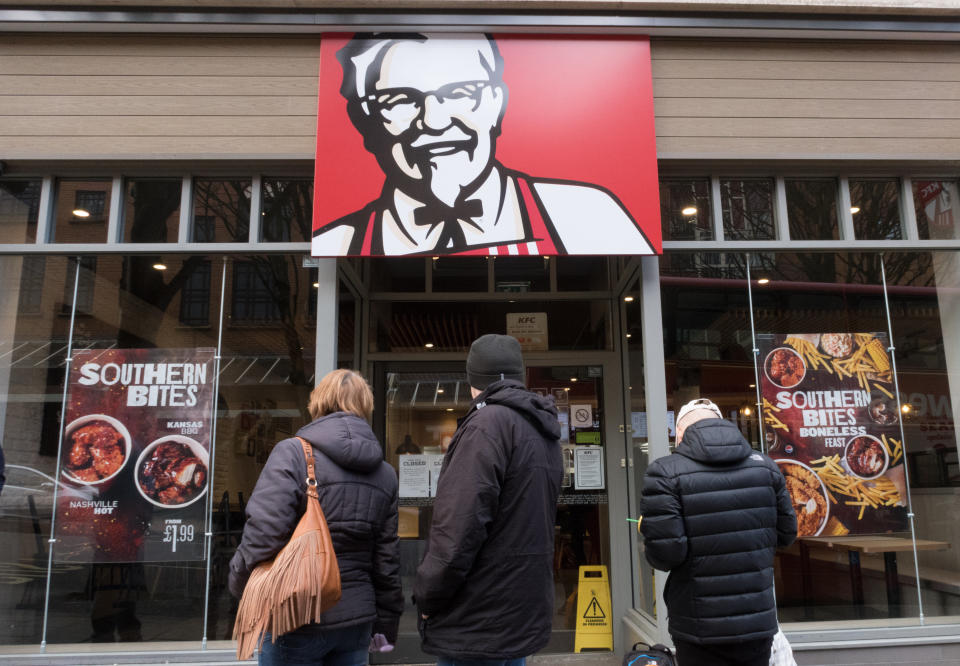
[758,333,908,537]
[54,348,214,562]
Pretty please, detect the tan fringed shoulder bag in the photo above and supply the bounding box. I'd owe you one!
[233,437,342,660]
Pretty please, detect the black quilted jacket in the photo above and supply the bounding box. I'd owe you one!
[414,379,563,660]
[228,412,403,642]
[640,419,797,644]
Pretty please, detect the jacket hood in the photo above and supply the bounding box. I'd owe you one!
[676,419,753,464]
[471,379,561,440]
[296,412,383,473]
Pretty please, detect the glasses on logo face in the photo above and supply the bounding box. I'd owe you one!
[364,80,491,126]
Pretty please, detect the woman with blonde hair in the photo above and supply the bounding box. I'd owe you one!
[229,369,402,665]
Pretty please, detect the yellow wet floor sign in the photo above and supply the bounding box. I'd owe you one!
[574,565,613,652]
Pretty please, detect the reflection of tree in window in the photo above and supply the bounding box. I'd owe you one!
[658,179,711,241]
[73,190,106,223]
[193,216,215,243]
[179,261,212,326]
[126,179,181,243]
[192,179,250,243]
[786,179,839,241]
[232,261,281,322]
[261,180,313,242]
[0,180,41,241]
[64,256,97,314]
[850,179,902,241]
[17,256,46,314]
[722,179,775,240]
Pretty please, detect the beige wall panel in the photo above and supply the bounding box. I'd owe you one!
[653,98,960,119]
[0,35,320,57]
[0,75,315,96]
[652,78,960,100]
[652,39,960,63]
[655,136,960,159]
[0,96,317,116]
[1,116,316,137]
[652,59,960,82]
[656,118,960,138]
[0,136,312,159]
[0,55,319,77]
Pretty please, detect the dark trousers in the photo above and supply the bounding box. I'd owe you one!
[674,636,773,666]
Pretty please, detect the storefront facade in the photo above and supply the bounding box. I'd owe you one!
[1,4,960,664]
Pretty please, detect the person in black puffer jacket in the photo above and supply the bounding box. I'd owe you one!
[640,398,797,666]
[229,369,402,665]
[414,334,563,665]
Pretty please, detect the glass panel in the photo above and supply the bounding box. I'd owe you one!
[431,256,488,292]
[659,178,712,241]
[623,278,655,619]
[913,179,960,240]
[338,277,356,369]
[368,299,611,353]
[191,179,251,243]
[786,178,840,240]
[557,256,609,292]
[381,364,609,657]
[883,251,960,623]
[494,256,550,292]
[721,178,776,240]
[122,179,182,243]
[370,258,424,292]
[0,256,75,644]
[0,180,41,244]
[261,179,312,243]
[53,179,111,244]
[850,179,903,241]
[749,252,919,625]
[41,254,221,645]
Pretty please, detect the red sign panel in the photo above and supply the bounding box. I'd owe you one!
[313,33,661,256]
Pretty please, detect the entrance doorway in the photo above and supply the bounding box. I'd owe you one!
[371,357,623,663]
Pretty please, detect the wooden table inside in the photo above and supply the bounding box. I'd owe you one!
[797,536,950,617]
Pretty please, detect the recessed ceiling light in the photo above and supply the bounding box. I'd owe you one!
[72,209,90,218]
[757,278,770,285]
[424,343,434,349]
[312,282,319,288]
[563,387,570,392]
[436,388,444,394]
[901,404,912,413]
[681,206,697,216]
[749,383,756,388]
[570,377,578,382]
[446,408,454,412]
[624,296,634,302]
[742,406,753,416]
[152,263,167,271]
[850,206,861,214]
[626,333,632,338]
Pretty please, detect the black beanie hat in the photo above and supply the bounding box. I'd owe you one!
[466,334,525,390]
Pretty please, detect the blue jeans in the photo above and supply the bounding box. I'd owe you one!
[258,622,372,666]
[437,657,527,666]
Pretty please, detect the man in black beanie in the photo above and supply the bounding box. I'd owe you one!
[414,334,563,666]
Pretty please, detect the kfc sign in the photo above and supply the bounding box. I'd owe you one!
[313,33,661,257]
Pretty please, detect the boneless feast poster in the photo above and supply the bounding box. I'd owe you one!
[758,333,908,537]
[54,348,214,562]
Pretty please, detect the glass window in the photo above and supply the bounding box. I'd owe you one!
[913,179,960,240]
[721,178,776,240]
[556,256,609,292]
[261,179,312,243]
[431,256,488,292]
[178,260,212,326]
[493,256,550,292]
[122,179,181,243]
[659,178,712,241]
[0,180,41,244]
[850,178,903,241]
[786,178,840,240]
[232,261,282,322]
[370,258,424,292]
[191,179,251,243]
[53,179,111,243]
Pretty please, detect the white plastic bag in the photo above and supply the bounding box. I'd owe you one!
[769,625,796,666]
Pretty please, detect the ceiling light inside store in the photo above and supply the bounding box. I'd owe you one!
[850,206,861,214]
[152,263,167,271]
[624,296,634,302]
[681,206,697,216]
[626,333,632,338]
[570,377,578,382]
[749,384,756,388]
[424,343,434,349]
[436,388,444,394]
[446,408,454,412]
[757,278,770,285]
[72,208,90,218]
[312,282,319,288]
[742,406,752,416]
[901,404,912,414]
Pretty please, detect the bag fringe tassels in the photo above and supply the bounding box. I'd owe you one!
[233,438,341,660]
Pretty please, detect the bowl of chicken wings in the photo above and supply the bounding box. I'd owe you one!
[62,414,132,489]
[135,435,209,508]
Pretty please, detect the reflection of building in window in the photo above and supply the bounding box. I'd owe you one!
[73,190,107,223]
[232,261,280,322]
[193,215,215,243]
[63,256,97,313]
[0,180,41,223]
[179,260,212,326]
[17,256,46,314]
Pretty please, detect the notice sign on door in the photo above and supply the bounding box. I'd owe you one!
[574,446,605,490]
[506,313,548,351]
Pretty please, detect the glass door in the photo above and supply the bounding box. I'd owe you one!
[372,360,616,663]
